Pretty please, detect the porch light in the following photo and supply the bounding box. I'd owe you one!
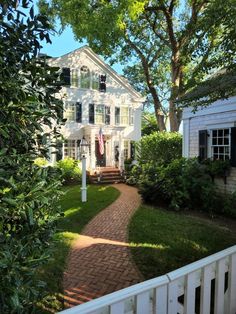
[80,137,89,202]
[80,136,89,157]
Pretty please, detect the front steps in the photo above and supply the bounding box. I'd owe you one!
[89,167,124,184]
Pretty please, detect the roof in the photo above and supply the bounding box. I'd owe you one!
[51,45,145,101]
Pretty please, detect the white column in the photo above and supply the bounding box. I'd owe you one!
[81,156,87,202]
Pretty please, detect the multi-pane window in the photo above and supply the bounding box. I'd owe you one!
[64,140,76,159]
[105,106,110,125]
[124,140,129,160]
[80,66,90,89]
[211,128,230,160]
[129,108,134,125]
[120,107,129,125]
[94,105,111,124]
[115,106,134,125]
[92,72,99,90]
[71,69,78,87]
[95,105,105,124]
[64,103,75,121]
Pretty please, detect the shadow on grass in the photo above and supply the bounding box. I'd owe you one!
[129,205,236,280]
[37,184,120,313]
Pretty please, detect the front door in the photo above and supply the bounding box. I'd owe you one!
[95,140,106,167]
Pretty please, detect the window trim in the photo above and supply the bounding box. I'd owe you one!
[210,128,230,161]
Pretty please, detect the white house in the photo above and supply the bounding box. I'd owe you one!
[47,46,144,172]
[182,96,236,192]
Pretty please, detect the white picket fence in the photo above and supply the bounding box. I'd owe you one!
[59,245,236,314]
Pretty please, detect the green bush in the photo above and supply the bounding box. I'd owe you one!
[34,157,48,167]
[138,158,217,213]
[0,1,64,312]
[57,158,82,184]
[136,131,182,166]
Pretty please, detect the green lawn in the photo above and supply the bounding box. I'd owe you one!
[38,184,120,313]
[129,205,236,280]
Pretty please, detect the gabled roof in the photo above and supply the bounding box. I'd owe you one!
[52,45,145,101]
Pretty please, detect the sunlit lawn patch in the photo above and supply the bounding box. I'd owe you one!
[129,206,236,279]
[38,184,120,313]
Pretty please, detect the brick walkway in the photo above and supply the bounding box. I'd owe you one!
[63,184,143,308]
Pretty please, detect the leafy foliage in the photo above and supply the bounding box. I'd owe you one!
[0,1,64,312]
[137,158,217,212]
[136,132,182,166]
[39,0,236,131]
[57,158,82,185]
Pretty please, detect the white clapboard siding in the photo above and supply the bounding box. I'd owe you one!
[58,245,236,314]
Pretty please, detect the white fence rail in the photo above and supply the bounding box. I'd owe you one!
[58,245,236,314]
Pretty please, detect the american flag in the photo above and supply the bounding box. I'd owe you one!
[98,128,104,155]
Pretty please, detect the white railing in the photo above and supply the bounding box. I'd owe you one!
[58,245,236,314]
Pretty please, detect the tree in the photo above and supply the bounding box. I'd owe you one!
[39,0,236,131]
[0,1,64,311]
[142,113,159,136]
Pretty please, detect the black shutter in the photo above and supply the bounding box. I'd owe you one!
[231,127,236,166]
[61,67,71,86]
[76,102,82,123]
[199,130,208,161]
[105,106,110,125]
[89,103,94,124]
[99,75,106,92]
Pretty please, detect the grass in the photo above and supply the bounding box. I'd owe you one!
[129,205,236,280]
[38,184,120,313]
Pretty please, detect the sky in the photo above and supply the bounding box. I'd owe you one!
[32,0,123,73]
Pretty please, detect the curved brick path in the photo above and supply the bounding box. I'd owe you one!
[63,184,143,308]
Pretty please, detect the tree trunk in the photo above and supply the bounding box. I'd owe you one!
[169,99,179,131]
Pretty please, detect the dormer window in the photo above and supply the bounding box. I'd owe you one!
[80,66,90,89]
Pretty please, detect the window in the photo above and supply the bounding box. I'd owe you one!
[95,105,105,124]
[92,72,99,90]
[64,103,75,121]
[129,107,134,125]
[71,69,78,87]
[89,103,95,124]
[211,128,230,160]
[80,66,90,89]
[105,106,110,125]
[115,107,120,125]
[64,140,76,159]
[120,107,129,125]
[124,140,129,160]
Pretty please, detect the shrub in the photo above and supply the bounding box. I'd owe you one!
[138,158,217,213]
[34,157,48,167]
[136,131,182,166]
[57,158,82,184]
[219,192,236,218]
[0,1,64,312]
